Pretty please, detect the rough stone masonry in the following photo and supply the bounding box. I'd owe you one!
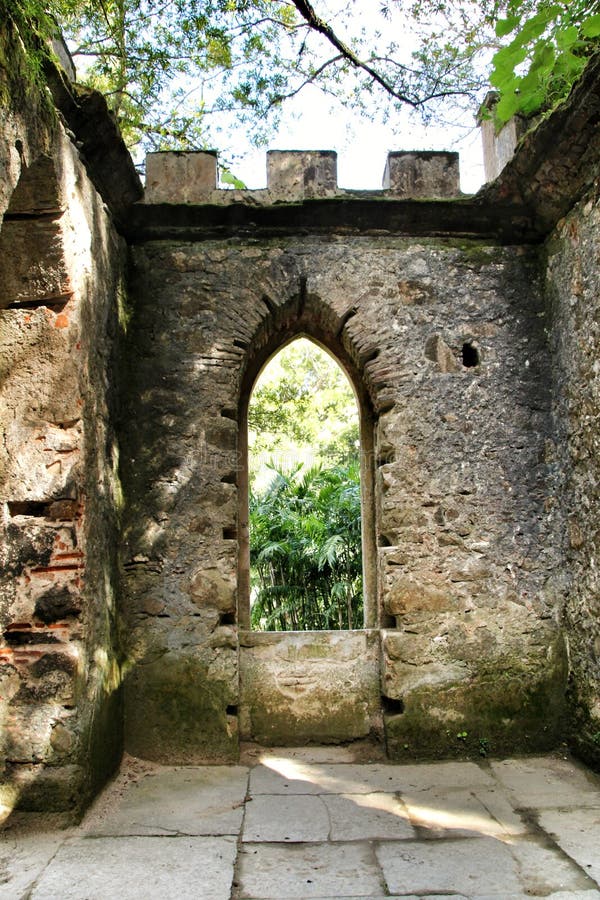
[1,18,599,816]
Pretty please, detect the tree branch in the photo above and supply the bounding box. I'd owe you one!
[265,54,344,110]
[288,0,420,108]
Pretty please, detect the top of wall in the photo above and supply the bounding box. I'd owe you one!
[43,60,143,228]
[143,148,462,204]
[40,34,599,245]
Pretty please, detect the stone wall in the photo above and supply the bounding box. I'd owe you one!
[546,183,600,769]
[120,208,566,761]
[0,25,126,815]
[1,17,600,811]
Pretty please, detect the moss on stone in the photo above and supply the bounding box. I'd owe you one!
[385,640,568,761]
[124,653,239,763]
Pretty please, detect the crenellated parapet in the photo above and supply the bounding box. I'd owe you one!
[143,148,461,204]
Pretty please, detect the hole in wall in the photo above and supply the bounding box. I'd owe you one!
[8,499,78,520]
[221,408,237,420]
[377,448,395,466]
[8,501,48,517]
[6,295,70,312]
[362,347,380,364]
[382,696,405,716]
[34,587,81,624]
[221,473,237,485]
[261,294,276,315]
[226,705,238,716]
[223,527,237,540]
[219,612,236,626]
[462,341,480,368]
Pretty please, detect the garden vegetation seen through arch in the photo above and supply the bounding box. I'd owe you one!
[248,338,363,631]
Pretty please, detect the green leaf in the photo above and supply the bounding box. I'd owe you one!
[495,90,522,124]
[581,14,600,38]
[517,7,562,44]
[556,25,580,51]
[554,50,587,78]
[492,44,528,72]
[221,170,246,189]
[490,63,520,91]
[495,15,519,37]
[529,42,555,75]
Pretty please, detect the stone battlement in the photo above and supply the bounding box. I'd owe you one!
[143,149,461,204]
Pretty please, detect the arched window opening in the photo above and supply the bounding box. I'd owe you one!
[247,337,363,631]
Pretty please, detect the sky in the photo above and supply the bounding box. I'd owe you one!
[214,0,488,195]
[226,87,486,194]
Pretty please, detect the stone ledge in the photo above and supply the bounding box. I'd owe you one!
[124,196,538,244]
[44,60,143,228]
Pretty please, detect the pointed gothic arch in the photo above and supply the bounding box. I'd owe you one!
[237,305,378,631]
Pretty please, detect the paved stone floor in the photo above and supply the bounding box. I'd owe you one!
[2,747,600,899]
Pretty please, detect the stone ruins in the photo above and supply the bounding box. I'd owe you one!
[1,20,599,816]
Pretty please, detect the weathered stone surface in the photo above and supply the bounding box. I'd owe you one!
[383,630,567,759]
[3,753,600,899]
[237,842,384,899]
[0,25,126,813]
[376,834,592,897]
[239,630,381,744]
[383,151,460,198]
[479,99,527,182]
[480,53,600,233]
[539,807,600,885]
[124,644,239,764]
[119,229,566,759]
[31,835,237,900]
[546,186,600,769]
[88,766,249,836]
[267,150,338,199]
[145,151,218,204]
[490,757,600,809]
[3,13,600,799]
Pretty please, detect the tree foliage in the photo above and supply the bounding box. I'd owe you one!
[490,1,600,124]
[6,0,598,164]
[248,338,359,486]
[250,462,363,631]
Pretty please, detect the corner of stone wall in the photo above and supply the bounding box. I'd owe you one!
[0,31,127,816]
[544,182,600,772]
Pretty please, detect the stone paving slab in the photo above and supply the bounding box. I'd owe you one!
[299,896,600,900]
[2,754,600,900]
[291,894,600,900]
[508,834,598,894]
[0,826,71,900]
[490,757,600,808]
[249,759,493,796]
[322,792,415,840]
[30,835,237,900]
[243,794,331,842]
[87,766,249,837]
[539,807,600,884]
[236,842,385,898]
[402,785,527,838]
[376,832,596,898]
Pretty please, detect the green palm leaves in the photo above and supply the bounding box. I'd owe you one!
[249,462,363,631]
